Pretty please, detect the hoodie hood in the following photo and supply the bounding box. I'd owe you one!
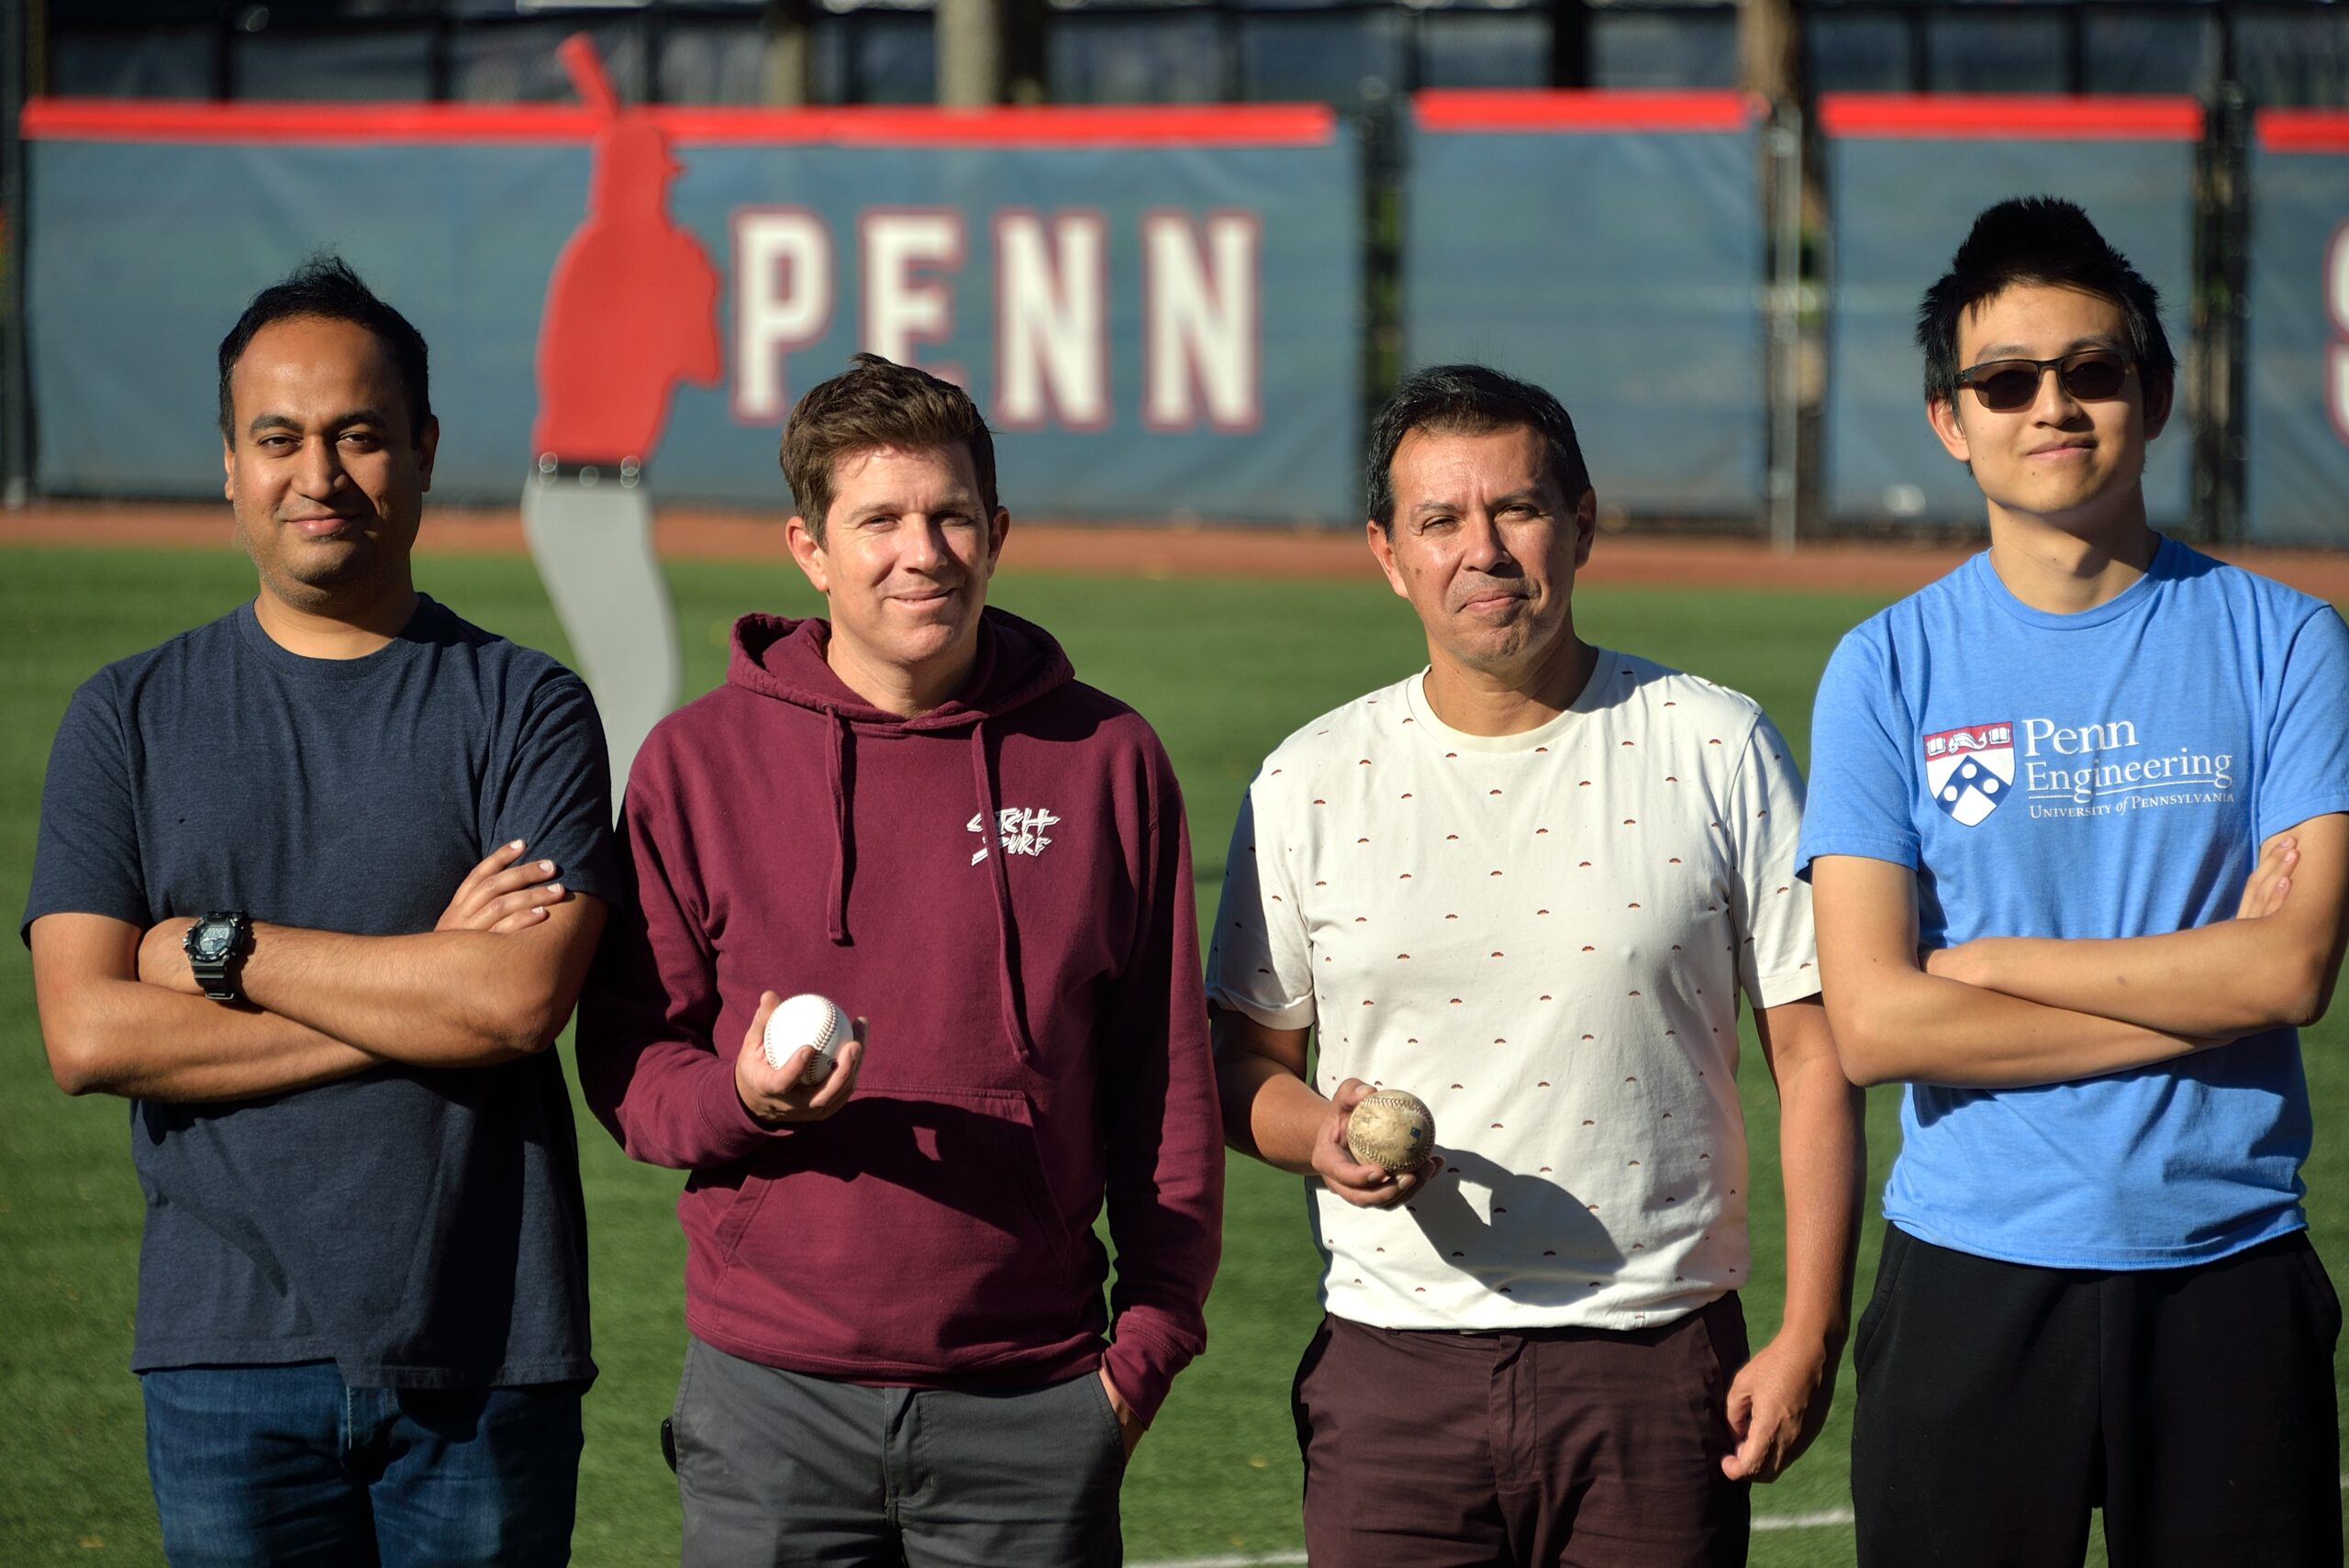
[723,607,1075,1062]
[726,606,1074,727]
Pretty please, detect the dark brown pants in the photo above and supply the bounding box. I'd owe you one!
[1293,1300,1751,1568]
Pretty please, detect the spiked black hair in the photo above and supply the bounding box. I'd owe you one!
[1916,196,2174,408]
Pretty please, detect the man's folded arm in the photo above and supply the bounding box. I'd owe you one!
[33,911,381,1101]
[1928,813,2349,1039]
[1812,854,2211,1088]
[137,898,607,1069]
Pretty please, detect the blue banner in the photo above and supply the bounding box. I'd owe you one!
[1820,96,2199,528]
[2244,115,2349,547]
[1402,92,1765,519]
[25,104,1360,525]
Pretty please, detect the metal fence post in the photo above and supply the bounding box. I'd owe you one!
[2193,83,2250,545]
[1360,89,1405,518]
[1766,102,1803,550]
[1,0,29,507]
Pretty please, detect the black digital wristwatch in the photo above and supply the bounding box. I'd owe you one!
[183,911,253,1003]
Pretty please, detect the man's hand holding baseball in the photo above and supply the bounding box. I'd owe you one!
[736,989,866,1126]
[1313,1077,1442,1207]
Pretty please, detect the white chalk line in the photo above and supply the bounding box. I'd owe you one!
[1131,1480,2349,1567]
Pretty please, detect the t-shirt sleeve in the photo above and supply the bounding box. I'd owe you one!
[1796,627,1920,878]
[2257,605,2349,840]
[491,673,621,906]
[22,673,150,943]
[1725,707,1820,1010]
[1203,778,1317,1031]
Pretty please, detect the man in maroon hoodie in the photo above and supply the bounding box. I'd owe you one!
[578,353,1223,1566]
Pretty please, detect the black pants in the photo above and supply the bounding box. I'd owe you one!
[1852,1225,2343,1568]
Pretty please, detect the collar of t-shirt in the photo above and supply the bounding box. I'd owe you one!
[1972,534,2179,634]
[1403,653,1622,755]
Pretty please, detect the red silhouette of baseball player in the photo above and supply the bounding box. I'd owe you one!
[523,35,722,806]
[533,35,720,464]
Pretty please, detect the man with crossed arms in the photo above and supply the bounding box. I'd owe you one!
[27,258,612,1563]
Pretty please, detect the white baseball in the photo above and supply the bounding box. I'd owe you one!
[762,992,850,1086]
[1346,1089,1435,1173]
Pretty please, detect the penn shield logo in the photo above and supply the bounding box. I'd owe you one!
[1923,723,2014,827]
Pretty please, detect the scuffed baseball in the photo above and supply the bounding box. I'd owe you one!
[762,992,850,1085]
[1346,1089,1435,1173]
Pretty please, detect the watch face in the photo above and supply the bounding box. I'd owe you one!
[192,923,234,961]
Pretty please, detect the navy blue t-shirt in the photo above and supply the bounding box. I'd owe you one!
[23,595,618,1387]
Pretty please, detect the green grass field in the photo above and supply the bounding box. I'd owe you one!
[2,539,2343,1567]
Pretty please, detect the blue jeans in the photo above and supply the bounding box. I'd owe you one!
[142,1361,583,1567]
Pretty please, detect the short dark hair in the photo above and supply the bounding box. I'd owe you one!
[217,255,432,445]
[1366,364,1590,531]
[780,353,998,542]
[1917,197,2175,407]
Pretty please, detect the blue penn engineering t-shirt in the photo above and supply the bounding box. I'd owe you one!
[22,595,619,1386]
[1798,538,2349,1269]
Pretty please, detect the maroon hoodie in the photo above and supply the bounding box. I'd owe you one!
[578,608,1221,1424]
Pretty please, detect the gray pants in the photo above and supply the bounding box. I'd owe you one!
[670,1337,1127,1568]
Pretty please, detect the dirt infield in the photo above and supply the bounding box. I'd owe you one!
[8,500,2349,601]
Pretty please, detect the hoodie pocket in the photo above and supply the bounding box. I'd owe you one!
[702,1084,1090,1372]
[707,1170,776,1266]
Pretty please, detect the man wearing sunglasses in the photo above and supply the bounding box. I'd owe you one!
[1803,196,2349,1564]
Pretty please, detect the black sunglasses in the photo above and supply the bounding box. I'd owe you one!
[1954,349,2136,413]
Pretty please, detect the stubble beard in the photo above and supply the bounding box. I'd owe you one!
[236,514,388,613]
[1442,589,1542,672]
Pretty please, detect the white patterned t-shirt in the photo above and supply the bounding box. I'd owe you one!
[1207,654,1817,1330]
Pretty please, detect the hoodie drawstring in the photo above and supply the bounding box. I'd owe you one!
[826,710,851,944]
[968,718,1038,1064]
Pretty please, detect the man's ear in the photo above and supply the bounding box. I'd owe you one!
[1364,517,1408,601]
[1572,487,1597,569]
[1927,394,1971,463]
[2142,372,2175,443]
[985,506,1010,570]
[415,416,440,492]
[222,439,236,504]
[785,514,830,595]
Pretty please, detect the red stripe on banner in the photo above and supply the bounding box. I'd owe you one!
[2256,109,2349,154]
[21,99,601,143]
[20,97,1337,148]
[1414,89,1758,134]
[660,104,1338,146]
[1818,94,2204,141]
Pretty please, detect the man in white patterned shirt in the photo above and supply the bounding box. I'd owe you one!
[1208,364,1864,1567]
